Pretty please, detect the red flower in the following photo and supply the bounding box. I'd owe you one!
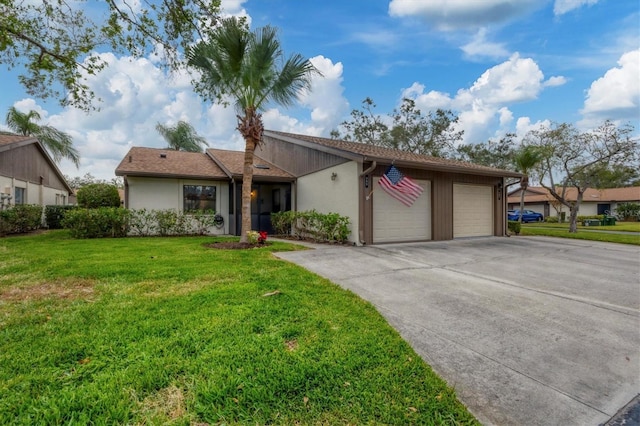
[258,231,268,243]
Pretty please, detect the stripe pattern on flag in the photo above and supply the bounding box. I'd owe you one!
[378,165,424,207]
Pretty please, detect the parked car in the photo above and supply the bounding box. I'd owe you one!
[508,209,544,222]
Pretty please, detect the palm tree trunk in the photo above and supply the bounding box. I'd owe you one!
[239,137,257,243]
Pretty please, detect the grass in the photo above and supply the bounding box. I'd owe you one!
[0,231,477,425]
[521,222,640,245]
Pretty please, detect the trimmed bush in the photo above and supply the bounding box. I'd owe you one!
[545,216,559,223]
[272,210,351,243]
[76,184,121,208]
[0,204,43,236]
[507,220,521,235]
[62,207,130,238]
[44,205,77,229]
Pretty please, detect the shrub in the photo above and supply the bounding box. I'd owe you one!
[271,211,297,235]
[76,183,121,208]
[44,205,77,229]
[615,202,640,221]
[272,210,351,243]
[507,220,521,235]
[188,209,218,235]
[128,208,157,236]
[0,204,43,236]
[544,216,558,223]
[62,207,130,238]
[577,215,601,222]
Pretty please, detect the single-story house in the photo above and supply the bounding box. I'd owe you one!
[0,133,73,208]
[508,186,640,217]
[116,130,522,244]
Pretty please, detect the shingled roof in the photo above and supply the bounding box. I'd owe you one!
[0,133,38,151]
[115,147,228,179]
[264,130,522,178]
[207,148,294,181]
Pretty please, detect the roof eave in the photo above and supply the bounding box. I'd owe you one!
[263,130,363,162]
[368,157,522,178]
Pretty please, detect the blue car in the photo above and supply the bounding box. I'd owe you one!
[508,209,544,222]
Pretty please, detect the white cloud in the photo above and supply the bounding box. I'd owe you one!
[16,49,348,180]
[543,76,568,87]
[297,56,349,133]
[402,54,558,143]
[580,49,640,124]
[554,0,599,15]
[461,28,509,60]
[388,0,541,30]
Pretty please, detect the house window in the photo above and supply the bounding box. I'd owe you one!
[14,187,25,205]
[56,194,67,205]
[183,185,216,212]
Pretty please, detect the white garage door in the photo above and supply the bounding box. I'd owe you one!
[454,184,493,238]
[373,178,431,243]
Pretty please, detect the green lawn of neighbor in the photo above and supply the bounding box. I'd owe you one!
[521,221,640,245]
[0,230,477,425]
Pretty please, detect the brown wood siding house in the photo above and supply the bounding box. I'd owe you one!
[0,134,73,207]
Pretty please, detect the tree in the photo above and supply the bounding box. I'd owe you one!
[155,121,208,152]
[338,97,389,145]
[526,121,638,232]
[456,134,517,169]
[65,173,123,189]
[5,106,79,167]
[186,17,319,243]
[335,97,463,157]
[0,0,221,110]
[387,99,463,157]
[512,145,542,223]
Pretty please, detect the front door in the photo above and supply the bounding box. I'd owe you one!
[234,183,291,235]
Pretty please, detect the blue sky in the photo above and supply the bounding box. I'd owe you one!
[1,0,638,179]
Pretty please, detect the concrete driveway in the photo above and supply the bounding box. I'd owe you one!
[275,236,640,426]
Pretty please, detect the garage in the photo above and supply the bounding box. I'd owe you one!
[373,178,431,243]
[453,184,493,238]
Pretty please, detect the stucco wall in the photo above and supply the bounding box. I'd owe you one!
[126,176,230,234]
[0,177,70,206]
[296,161,359,244]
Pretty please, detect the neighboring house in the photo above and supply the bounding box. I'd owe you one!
[116,130,521,244]
[0,134,73,208]
[507,186,640,217]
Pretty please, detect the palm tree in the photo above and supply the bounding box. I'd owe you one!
[513,145,542,223]
[155,121,208,152]
[186,17,319,242]
[5,106,80,167]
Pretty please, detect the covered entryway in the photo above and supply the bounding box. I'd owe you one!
[453,184,493,238]
[373,178,431,243]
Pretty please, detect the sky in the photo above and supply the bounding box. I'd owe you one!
[0,0,638,180]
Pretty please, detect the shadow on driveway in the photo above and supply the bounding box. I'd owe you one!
[275,236,640,426]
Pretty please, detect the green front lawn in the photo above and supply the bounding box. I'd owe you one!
[525,221,640,232]
[0,231,477,425]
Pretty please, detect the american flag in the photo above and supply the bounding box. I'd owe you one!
[378,165,424,207]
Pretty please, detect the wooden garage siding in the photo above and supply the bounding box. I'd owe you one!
[364,165,504,242]
[260,136,350,176]
[0,143,68,191]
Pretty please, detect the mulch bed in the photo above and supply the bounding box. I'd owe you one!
[203,241,271,250]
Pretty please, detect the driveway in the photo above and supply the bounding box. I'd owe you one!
[274,237,640,426]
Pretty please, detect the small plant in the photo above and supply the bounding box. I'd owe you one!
[246,230,268,244]
[545,216,559,223]
[507,220,521,235]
